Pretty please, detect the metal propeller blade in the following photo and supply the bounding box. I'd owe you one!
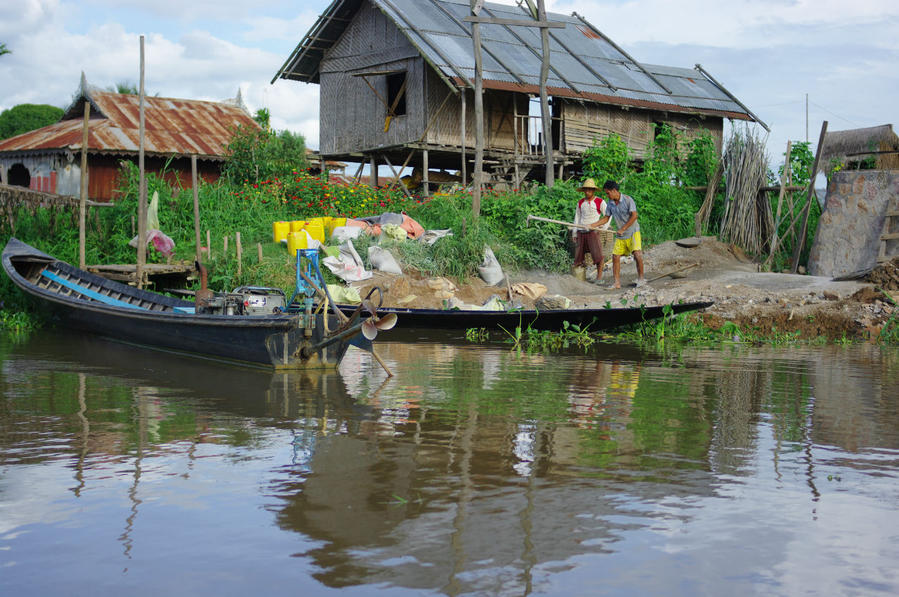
[374,312,397,330]
[361,319,379,340]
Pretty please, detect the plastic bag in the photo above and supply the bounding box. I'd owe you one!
[322,240,372,282]
[368,246,402,274]
[326,284,361,304]
[478,246,505,286]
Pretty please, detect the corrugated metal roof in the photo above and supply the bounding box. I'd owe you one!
[0,84,259,160]
[274,0,758,122]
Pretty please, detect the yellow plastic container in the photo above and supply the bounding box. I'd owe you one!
[273,221,290,243]
[287,230,308,256]
[289,220,307,233]
[328,217,347,236]
[304,219,325,244]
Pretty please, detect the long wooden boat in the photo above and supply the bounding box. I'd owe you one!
[2,238,371,369]
[338,300,712,332]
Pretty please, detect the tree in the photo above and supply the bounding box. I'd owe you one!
[107,80,139,94]
[0,104,64,140]
[223,125,307,184]
[0,42,10,56]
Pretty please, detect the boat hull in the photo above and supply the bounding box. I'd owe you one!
[3,238,363,369]
[338,301,712,332]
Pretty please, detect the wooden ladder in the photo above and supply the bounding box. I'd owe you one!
[878,207,899,263]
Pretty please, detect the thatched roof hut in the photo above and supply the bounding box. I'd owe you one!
[819,124,899,173]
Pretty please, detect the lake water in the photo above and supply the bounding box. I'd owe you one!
[1,331,897,596]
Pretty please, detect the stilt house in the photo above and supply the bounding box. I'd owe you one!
[0,75,258,201]
[274,0,763,187]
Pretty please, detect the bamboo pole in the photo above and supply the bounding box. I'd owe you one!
[791,121,828,274]
[257,243,263,263]
[223,235,228,256]
[206,229,212,259]
[136,35,147,288]
[191,155,201,262]
[236,232,242,276]
[765,141,792,266]
[79,100,90,269]
[460,88,467,184]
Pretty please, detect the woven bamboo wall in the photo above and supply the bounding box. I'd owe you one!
[319,1,425,154]
[561,101,723,159]
[423,70,528,152]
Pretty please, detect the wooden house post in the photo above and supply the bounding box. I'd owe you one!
[369,155,379,187]
[537,0,554,187]
[471,0,485,218]
[422,149,430,197]
[460,88,467,185]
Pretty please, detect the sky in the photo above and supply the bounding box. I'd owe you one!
[1,0,897,170]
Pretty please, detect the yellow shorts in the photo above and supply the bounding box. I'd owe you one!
[613,230,642,256]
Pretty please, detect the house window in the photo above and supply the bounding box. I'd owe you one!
[8,163,31,188]
[387,72,407,116]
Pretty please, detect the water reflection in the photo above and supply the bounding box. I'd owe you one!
[0,333,897,595]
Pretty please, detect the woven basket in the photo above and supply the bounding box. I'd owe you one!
[597,229,616,257]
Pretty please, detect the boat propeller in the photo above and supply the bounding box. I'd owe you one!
[360,298,397,340]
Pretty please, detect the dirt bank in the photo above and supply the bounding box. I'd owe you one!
[352,237,898,341]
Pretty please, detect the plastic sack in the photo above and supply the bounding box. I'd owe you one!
[478,246,505,286]
[381,224,407,242]
[322,240,372,282]
[331,226,363,243]
[400,214,425,239]
[326,284,361,304]
[368,246,403,274]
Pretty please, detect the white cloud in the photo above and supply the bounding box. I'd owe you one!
[2,0,898,161]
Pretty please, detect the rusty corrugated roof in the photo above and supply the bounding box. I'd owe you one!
[0,84,259,161]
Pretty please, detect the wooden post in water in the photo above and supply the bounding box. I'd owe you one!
[236,232,242,276]
[79,100,90,269]
[136,34,147,288]
[191,155,201,262]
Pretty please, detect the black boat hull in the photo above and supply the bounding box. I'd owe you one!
[3,238,362,369]
[338,301,712,332]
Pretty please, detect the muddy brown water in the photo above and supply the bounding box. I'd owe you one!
[1,331,898,596]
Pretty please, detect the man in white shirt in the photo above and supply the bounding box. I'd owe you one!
[572,178,609,278]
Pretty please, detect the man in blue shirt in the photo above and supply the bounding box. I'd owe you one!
[597,180,645,289]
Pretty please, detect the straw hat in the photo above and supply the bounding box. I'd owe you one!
[578,178,599,191]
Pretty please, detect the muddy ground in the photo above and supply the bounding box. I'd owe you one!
[352,237,899,341]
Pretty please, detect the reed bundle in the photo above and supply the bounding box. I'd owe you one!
[719,128,774,255]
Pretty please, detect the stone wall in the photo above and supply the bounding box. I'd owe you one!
[808,170,899,277]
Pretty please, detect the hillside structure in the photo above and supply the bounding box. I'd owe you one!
[274,0,763,188]
[0,75,258,201]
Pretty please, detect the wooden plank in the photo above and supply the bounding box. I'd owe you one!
[41,270,147,310]
[461,16,566,28]
[791,121,828,273]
